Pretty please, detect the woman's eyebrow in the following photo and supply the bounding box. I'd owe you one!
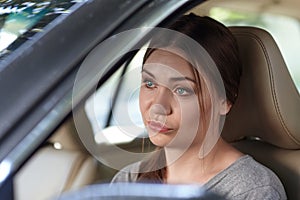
[170,77,196,84]
[142,69,196,84]
[141,69,155,78]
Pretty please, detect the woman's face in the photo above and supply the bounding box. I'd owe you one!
[139,49,204,149]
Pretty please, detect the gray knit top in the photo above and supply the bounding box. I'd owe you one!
[111,155,286,200]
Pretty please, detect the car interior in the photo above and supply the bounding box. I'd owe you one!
[8,1,300,200]
[223,26,300,200]
[14,117,99,200]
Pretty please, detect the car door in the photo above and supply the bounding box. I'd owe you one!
[0,0,203,198]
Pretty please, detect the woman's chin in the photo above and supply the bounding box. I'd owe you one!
[149,134,173,147]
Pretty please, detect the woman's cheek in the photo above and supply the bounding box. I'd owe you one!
[177,97,201,143]
[178,96,200,125]
[139,89,150,121]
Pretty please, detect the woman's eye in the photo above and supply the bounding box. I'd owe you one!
[175,87,192,96]
[145,80,155,88]
[176,88,186,95]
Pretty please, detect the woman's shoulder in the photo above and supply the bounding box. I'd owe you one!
[226,155,280,183]
[111,161,142,183]
[235,155,285,188]
[205,155,286,199]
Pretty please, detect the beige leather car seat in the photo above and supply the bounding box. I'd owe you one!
[223,27,300,200]
[14,117,98,200]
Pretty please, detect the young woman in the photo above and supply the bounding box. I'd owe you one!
[112,14,286,199]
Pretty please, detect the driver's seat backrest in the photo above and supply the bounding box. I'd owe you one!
[14,118,98,200]
[223,26,300,200]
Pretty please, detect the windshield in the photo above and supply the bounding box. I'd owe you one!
[0,0,83,60]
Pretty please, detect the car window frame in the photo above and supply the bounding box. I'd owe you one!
[0,0,204,195]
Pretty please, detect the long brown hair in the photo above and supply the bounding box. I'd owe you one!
[138,13,242,183]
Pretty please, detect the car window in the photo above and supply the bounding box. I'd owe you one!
[85,49,146,145]
[208,7,300,93]
[0,0,83,60]
[1,0,207,199]
[109,50,145,128]
[85,67,123,134]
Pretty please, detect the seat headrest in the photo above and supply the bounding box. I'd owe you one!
[222,26,300,149]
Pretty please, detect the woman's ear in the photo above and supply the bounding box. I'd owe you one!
[220,100,232,115]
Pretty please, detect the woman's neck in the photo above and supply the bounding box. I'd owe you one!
[163,138,243,184]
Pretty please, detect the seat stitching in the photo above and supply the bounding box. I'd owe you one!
[234,30,300,146]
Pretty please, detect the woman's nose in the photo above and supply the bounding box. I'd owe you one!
[151,87,172,116]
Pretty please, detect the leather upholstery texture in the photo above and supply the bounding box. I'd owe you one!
[14,118,98,200]
[223,27,300,200]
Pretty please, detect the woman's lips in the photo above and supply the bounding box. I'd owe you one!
[147,121,172,133]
